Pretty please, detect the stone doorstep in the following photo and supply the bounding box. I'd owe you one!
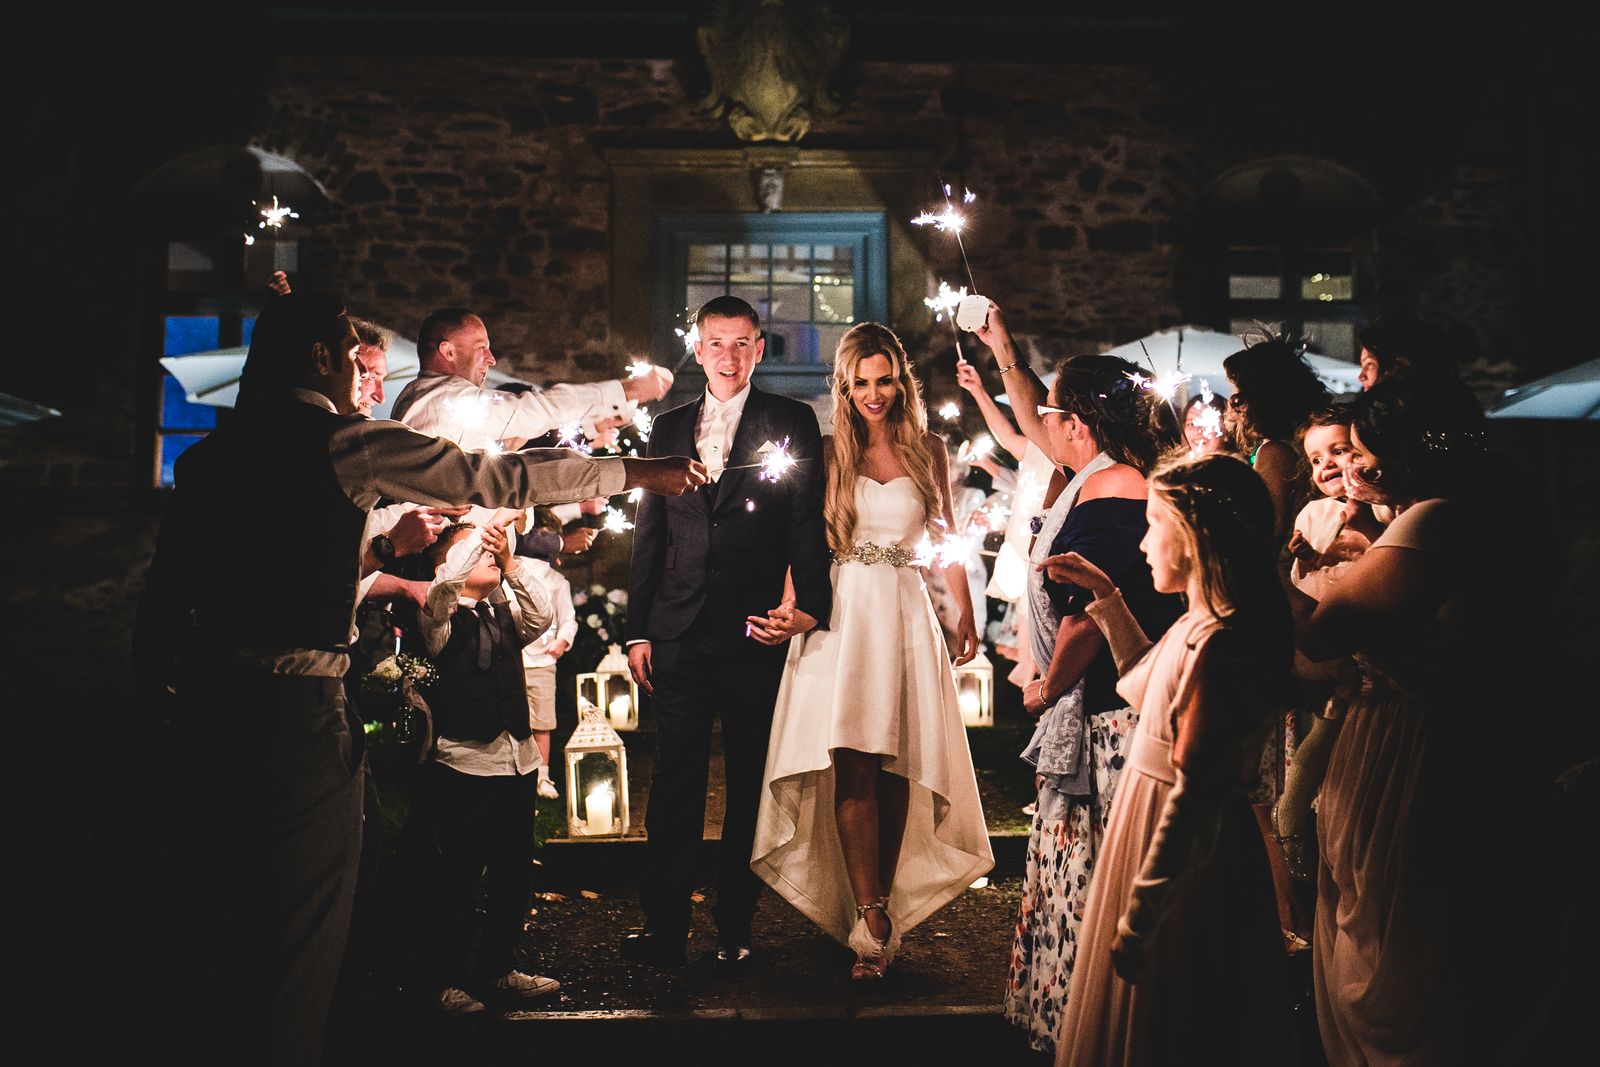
[498,1003,1004,1024]
[538,831,1030,889]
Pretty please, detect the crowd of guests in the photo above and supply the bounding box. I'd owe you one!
[952,305,1566,1064]
[136,264,1575,1066]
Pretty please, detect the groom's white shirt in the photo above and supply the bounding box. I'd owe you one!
[625,383,751,649]
[695,382,751,483]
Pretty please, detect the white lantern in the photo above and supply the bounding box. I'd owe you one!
[577,643,639,731]
[563,700,630,838]
[954,650,994,727]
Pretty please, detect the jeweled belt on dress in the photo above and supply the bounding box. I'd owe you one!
[832,541,917,567]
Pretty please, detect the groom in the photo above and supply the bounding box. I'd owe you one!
[624,296,832,969]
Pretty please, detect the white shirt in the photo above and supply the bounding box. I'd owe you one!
[520,560,579,667]
[696,384,751,482]
[390,371,628,453]
[418,529,553,776]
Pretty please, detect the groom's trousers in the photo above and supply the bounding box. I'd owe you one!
[642,610,787,946]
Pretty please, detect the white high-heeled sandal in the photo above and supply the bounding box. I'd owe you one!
[848,897,895,980]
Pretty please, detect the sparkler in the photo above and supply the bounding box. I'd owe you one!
[671,321,700,375]
[255,195,299,231]
[958,434,995,463]
[938,401,961,422]
[924,280,969,361]
[602,506,634,533]
[442,392,493,444]
[911,182,979,292]
[631,406,654,442]
[627,361,654,379]
[719,438,798,482]
[556,422,592,455]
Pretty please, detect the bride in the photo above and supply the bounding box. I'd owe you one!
[750,322,994,979]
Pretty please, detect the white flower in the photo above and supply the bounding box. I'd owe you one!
[370,656,401,683]
[606,589,627,605]
[586,617,601,629]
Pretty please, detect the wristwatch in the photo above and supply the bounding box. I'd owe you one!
[370,533,397,565]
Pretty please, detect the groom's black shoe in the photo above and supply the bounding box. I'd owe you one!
[620,929,686,967]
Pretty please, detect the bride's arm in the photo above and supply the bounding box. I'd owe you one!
[930,435,979,665]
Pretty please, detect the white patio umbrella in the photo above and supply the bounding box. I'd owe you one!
[160,332,534,419]
[1101,326,1363,399]
[1487,359,1600,420]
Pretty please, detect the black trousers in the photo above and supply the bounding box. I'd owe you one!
[168,668,365,1067]
[642,612,786,945]
[404,761,539,988]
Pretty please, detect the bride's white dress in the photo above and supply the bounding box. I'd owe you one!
[751,475,994,945]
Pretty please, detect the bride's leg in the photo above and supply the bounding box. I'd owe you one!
[875,771,909,914]
[834,748,885,927]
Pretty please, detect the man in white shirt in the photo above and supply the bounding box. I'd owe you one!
[389,307,674,451]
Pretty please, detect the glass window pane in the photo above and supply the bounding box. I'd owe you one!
[1231,318,1282,342]
[1229,274,1281,300]
[770,244,809,284]
[769,284,812,324]
[727,245,769,285]
[1303,321,1356,362]
[164,316,220,357]
[687,244,727,279]
[777,324,822,364]
[161,374,218,431]
[274,241,299,272]
[813,280,854,324]
[158,433,208,488]
[762,326,791,363]
[685,284,726,318]
[727,284,769,321]
[815,324,849,363]
[1302,272,1354,302]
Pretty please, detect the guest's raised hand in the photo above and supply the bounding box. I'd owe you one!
[745,601,817,646]
[481,521,515,574]
[972,300,1011,355]
[955,358,985,397]
[562,527,599,554]
[390,505,466,557]
[1037,551,1114,597]
[624,456,709,497]
[622,365,674,404]
[268,270,292,297]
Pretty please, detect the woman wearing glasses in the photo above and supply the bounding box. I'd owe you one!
[973,304,1182,1056]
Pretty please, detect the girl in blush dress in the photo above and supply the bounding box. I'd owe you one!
[1041,454,1299,1066]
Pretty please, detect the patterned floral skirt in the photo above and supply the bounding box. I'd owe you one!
[1003,706,1140,1055]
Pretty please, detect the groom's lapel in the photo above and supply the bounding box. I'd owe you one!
[713,387,766,514]
[677,396,713,518]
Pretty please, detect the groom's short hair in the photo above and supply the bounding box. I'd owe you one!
[694,295,760,332]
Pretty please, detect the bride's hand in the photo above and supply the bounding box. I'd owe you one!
[745,601,817,646]
[951,612,979,666]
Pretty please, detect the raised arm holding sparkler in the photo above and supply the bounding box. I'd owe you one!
[969,300,1054,459]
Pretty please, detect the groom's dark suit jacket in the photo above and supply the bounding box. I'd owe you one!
[629,384,831,644]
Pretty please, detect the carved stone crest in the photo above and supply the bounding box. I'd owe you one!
[695,0,849,143]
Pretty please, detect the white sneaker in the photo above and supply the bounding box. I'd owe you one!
[536,777,559,800]
[438,987,486,1014]
[495,970,561,998]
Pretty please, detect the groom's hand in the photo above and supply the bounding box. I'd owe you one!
[745,602,816,646]
[627,642,654,694]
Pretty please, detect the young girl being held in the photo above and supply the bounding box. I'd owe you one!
[1285,409,1386,602]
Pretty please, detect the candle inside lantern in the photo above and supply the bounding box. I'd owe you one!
[585,784,615,835]
[608,694,632,729]
[959,686,982,725]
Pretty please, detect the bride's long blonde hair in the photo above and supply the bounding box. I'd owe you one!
[825,323,943,552]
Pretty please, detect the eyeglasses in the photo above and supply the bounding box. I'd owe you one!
[1036,404,1069,419]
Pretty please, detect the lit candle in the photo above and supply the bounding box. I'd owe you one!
[608,693,632,729]
[585,784,615,835]
[959,687,982,725]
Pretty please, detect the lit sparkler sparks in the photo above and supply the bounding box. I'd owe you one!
[914,530,980,569]
[938,401,961,422]
[756,438,796,482]
[631,406,654,441]
[556,422,592,454]
[602,506,634,533]
[255,195,299,231]
[911,208,966,235]
[628,361,654,379]
[958,434,996,463]
[1193,404,1224,442]
[442,393,493,442]
[924,281,968,322]
[628,487,644,503]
